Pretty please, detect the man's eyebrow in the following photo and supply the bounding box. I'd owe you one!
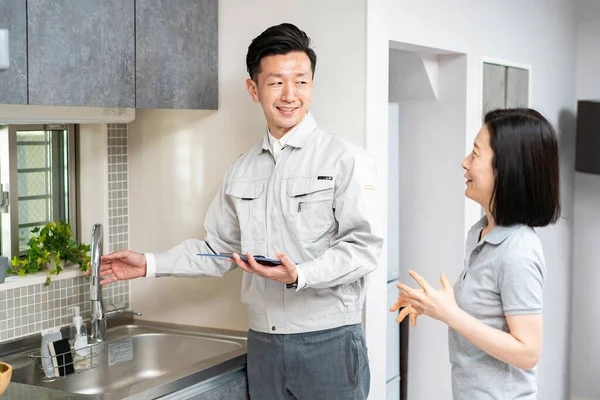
[264,72,310,78]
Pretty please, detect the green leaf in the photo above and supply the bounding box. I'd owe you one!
[6,268,13,274]
[11,221,91,279]
[45,277,51,286]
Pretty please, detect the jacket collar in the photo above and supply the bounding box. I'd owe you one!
[259,111,317,154]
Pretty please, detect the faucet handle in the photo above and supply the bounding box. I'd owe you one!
[105,303,142,317]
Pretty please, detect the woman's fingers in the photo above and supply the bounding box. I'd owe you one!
[390,295,411,312]
[396,306,411,323]
[395,305,420,325]
[411,312,418,326]
[397,282,425,301]
[409,270,434,293]
[441,274,452,289]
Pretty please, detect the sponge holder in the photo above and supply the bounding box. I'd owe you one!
[28,341,101,381]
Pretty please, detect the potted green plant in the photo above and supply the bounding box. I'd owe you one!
[8,221,91,285]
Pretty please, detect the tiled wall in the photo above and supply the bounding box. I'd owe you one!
[107,124,130,253]
[0,277,128,341]
[0,124,131,343]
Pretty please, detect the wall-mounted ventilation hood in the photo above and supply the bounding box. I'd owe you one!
[0,104,135,124]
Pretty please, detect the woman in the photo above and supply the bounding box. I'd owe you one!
[390,108,560,399]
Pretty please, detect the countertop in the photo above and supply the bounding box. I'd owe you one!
[0,318,248,399]
[1,382,89,399]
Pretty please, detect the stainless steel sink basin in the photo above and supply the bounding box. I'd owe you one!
[5,319,247,399]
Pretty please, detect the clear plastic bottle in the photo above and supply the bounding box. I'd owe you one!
[69,306,89,357]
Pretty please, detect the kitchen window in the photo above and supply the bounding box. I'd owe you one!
[0,124,78,260]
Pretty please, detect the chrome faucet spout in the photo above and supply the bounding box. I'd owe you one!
[90,223,106,342]
[89,223,141,343]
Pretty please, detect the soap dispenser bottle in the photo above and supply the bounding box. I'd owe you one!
[69,306,90,357]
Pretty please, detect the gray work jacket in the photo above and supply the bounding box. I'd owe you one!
[150,112,384,334]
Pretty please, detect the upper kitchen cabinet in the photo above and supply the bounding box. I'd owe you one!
[0,0,28,104]
[135,0,218,109]
[27,0,135,107]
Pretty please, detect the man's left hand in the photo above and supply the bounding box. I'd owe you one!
[230,252,297,284]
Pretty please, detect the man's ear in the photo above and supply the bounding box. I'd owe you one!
[246,78,260,103]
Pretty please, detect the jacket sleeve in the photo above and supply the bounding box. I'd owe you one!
[299,151,384,289]
[152,165,242,278]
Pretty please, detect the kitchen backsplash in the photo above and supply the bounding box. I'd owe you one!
[0,123,131,343]
[0,277,128,341]
[107,124,130,253]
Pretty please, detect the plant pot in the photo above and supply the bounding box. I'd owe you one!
[42,255,66,272]
[0,256,8,284]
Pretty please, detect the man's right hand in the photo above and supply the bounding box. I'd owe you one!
[86,250,147,285]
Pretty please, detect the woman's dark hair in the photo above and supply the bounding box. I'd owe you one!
[485,108,561,227]
[246,23,317,81]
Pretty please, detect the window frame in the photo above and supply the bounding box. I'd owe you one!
[0,123,78,260]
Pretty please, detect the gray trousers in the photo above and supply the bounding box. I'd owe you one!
[247,323,370,400]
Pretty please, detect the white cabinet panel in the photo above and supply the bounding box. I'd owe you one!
[387,376,401,400]
[387,280,400,381]
[387,102,401,281]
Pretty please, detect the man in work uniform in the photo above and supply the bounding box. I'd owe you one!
[95,23,383,400]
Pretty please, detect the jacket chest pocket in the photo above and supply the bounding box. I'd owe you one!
[226,181,266,242]
[286,177,335,241]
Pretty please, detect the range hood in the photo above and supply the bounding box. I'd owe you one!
[0,104,135,124]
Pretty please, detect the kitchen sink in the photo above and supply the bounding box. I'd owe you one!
[4,320,247,399]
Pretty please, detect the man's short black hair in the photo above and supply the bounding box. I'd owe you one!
[485,108,561,227]
[246,23,317,81]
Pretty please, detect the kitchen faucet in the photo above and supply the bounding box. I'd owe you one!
[90,223,141,342]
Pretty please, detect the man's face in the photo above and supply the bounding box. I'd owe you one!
[246,51,313,139]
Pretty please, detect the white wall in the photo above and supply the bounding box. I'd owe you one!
[366,1,577,399]
[126,0,371,374]
[391,53,467,397]
[77,124,108,246]
[570,1,600,398]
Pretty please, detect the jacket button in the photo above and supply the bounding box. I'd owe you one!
[271,326,276,331]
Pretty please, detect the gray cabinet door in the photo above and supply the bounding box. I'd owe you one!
[27,0,135,107]
[136,0,218,109]
[506,67,529,108]
[482,63,506,115]
[0,0,27,104]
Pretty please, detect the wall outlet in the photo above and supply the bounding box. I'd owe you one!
[0,29,9,70]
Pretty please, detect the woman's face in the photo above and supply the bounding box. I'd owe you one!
[461,125,496,211]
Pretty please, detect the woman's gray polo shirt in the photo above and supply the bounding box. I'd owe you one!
[449,216,545,399]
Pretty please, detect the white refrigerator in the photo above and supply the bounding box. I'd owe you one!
[386,280,401,399]
[386,102,402,399]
